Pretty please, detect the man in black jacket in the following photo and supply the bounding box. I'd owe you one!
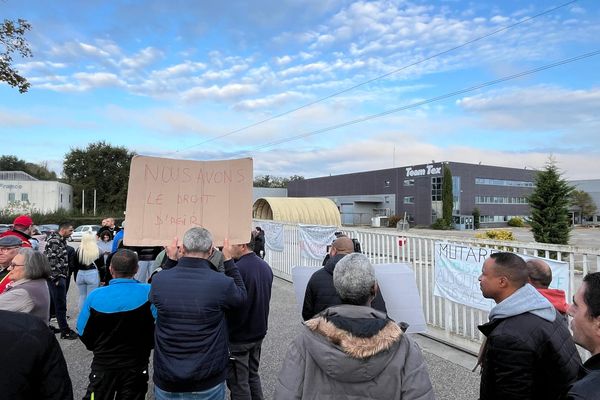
[566,272,600,399]
[0,310,73,399]
[77,249,155,400]
[150,227,247,398]
[227,235,273,400]
[302,236,386,321]
[477,252,580,400]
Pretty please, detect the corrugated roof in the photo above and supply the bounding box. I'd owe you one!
[253,197,341,226]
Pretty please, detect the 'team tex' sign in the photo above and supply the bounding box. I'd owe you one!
[124,155,253,247]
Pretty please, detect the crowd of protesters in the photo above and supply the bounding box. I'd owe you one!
[0,213,599,399]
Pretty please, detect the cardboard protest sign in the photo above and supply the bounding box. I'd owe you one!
[292,263,427,333]
[124,155,253,246]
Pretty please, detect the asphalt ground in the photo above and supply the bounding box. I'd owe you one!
[59,274,480,400]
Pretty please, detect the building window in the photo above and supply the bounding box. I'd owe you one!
[404,196,415,204]
[8,193,15,201]
[475,178,534,187]
[384,180,391,188]
[431,177,442,201]
[21,193,29,202]
[475,196,529,204]
[404,179,415,186]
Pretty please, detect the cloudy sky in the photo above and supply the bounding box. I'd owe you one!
[1,0,599,179]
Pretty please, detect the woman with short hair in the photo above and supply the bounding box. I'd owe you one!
[74,232,103,309]
[0,247,51,321]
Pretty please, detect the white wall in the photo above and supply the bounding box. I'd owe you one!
[0,180,73,213]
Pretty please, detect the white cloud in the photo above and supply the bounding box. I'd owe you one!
[0,109,43,127]
[73,72,124,89]
[234,91,306,111]
[120,47,164,70]
[457,86,600,131]
[181,83,259,102]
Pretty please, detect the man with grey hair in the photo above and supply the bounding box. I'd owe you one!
[150,227,247,399]
[275,253,434,399]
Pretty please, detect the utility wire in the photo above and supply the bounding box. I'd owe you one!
[246,50,600,152]
[176,0,577,152]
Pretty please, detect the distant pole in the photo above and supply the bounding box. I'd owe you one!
[82,189,85,214]
[93,189,97,216]
[393,145,396,167]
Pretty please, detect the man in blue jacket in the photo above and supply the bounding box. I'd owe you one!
[150,227,247,399]
[77,249,155,400]
[227,234,274,400]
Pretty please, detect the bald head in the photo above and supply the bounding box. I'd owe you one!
[526,259,552,289]
[331,237,354,255]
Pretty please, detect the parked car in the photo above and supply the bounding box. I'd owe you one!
[38,224,59,238]
[70,225,102,241]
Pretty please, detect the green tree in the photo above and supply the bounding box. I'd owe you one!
[570,190,597,223]
[1,18,32,93]
[253,174,304,188]
[0,155,57,180]
[528,160,573,245]
[442,164,453,226]
[63,141,136,213]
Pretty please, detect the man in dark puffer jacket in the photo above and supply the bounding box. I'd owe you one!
[150,227,247,398]
[302,237,386,320]
[477,252,580,400]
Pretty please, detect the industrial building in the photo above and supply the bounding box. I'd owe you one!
[0,171,73,214]
[287,161,537,228]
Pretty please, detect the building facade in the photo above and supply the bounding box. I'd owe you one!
[288,162,537,228]
[569,179,600,224]
[0,171,73,214]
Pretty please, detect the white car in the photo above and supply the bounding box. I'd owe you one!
[70,225,101,241]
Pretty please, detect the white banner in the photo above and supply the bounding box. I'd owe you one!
[433,241,570,312]
[298,225,337,261]
[261,222,284,252]
[292,263,427,333]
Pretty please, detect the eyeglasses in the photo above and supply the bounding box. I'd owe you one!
[9,262,25,269]
[0,247,19,253]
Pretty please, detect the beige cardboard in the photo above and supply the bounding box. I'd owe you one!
[124,155,253,247]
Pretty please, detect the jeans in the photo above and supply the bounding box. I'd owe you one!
[48,277,68,331]
[155,382,225,400]
[227,340,264,400]
[83,366,149,400]
[134,260,153,283]
[76,269,100,310]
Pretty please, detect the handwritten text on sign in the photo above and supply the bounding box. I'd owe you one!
[433,242,569,312]
[124,156,253,246]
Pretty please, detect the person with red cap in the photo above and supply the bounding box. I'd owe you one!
[0,215,34,248]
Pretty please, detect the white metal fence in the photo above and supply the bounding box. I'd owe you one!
[256,219,600,353]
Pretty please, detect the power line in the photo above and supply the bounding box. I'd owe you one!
[246,50,600,152]
[176,0,577,152]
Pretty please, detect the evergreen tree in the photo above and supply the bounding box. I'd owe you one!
[442,164,453,226]
[472,207,481,229]
[528,160,573,244]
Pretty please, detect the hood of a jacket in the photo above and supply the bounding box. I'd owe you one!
[302,305,403,382]
[489,283,556,322]
[537,288,569,314]
[323,253,347,275]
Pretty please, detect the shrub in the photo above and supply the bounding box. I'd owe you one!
[507,217,525,227]
[388,215,402,228]
[431,218,453,230]
[475,230,515,241]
